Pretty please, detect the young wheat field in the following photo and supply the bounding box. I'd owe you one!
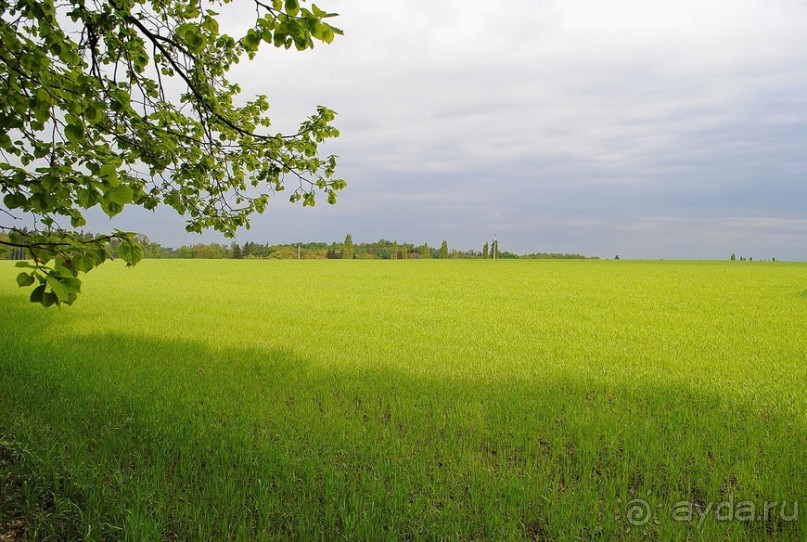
[0,259,805,541]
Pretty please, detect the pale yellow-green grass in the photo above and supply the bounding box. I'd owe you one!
[0,259,805,541]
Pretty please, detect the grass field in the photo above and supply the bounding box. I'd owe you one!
[0,259,805,541]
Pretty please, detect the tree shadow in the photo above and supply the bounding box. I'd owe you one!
[0,296,803,541]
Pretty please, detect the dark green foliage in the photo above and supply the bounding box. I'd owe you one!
[231,243,243,259]
[2,232,599,261]
[342,233,354,259]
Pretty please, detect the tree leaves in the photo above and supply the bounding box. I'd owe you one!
[242,29,262,52]
[285,0,300,17]
[1,0,346,306]
[16,272,35,287]
[105,185,134,206]
[7,229,130,307]
[101,185,134,216]
[84,104,104,124]
[175,23,207,53]
[64,123,84,143]
[118,238,144,266]
[45,275,70,303]
[29,284,46,304]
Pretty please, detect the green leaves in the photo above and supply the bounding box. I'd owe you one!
[1,0,345,307]
[108,89,131,113]
[4,193,26,209]
[285,0,300,17]
[7,229,138,307]
[252,1,342,52]
[73,252,102,273]
[175,23,207,53]
[100,185,133,217]
[201,16,219,36]
[20,265,81,307]
[106,185,134,205]
[84,104,104,124]
[29,284,47,304]
[118,237,144,266]
[242,29,262,52]
[76,187,100,208]
[99,161,119,183]
[16,272,35,287]
[319,25,335,44]
[46,274,70,303]
[64,123,84,143]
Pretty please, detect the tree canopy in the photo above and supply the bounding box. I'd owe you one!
[0,0,345,306]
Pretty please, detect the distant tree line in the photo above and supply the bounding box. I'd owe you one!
[0,230,782,263]
[730,254,776,262]
[521,252,596,259]
[0,230,597,261]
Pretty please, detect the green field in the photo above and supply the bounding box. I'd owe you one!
[0,260,805,541]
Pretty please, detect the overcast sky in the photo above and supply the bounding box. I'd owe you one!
[98,0,807,259]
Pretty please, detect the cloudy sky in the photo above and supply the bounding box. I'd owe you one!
[101,0,807,259]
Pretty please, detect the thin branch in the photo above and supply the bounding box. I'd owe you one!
[0,208,21,220]
[109,1,309,142]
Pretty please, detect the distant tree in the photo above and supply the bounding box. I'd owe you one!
[392,241,399,260]
[731,253,736,261]
[271,246,298,259]
[0,233,11,259]
[343,234,354,259]
[419,243,430,259]
[614,255,620,260]
[184,243,228,259]
[439,240,448,259]
[378,248,391,260]
[399,243,408,260]
[141,239,170,259]
[326,244,341,259]
[492,240,499,259]
[231,243,243,259]
[483,241,490,259]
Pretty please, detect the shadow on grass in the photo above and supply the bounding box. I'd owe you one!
[0,298,804,541]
